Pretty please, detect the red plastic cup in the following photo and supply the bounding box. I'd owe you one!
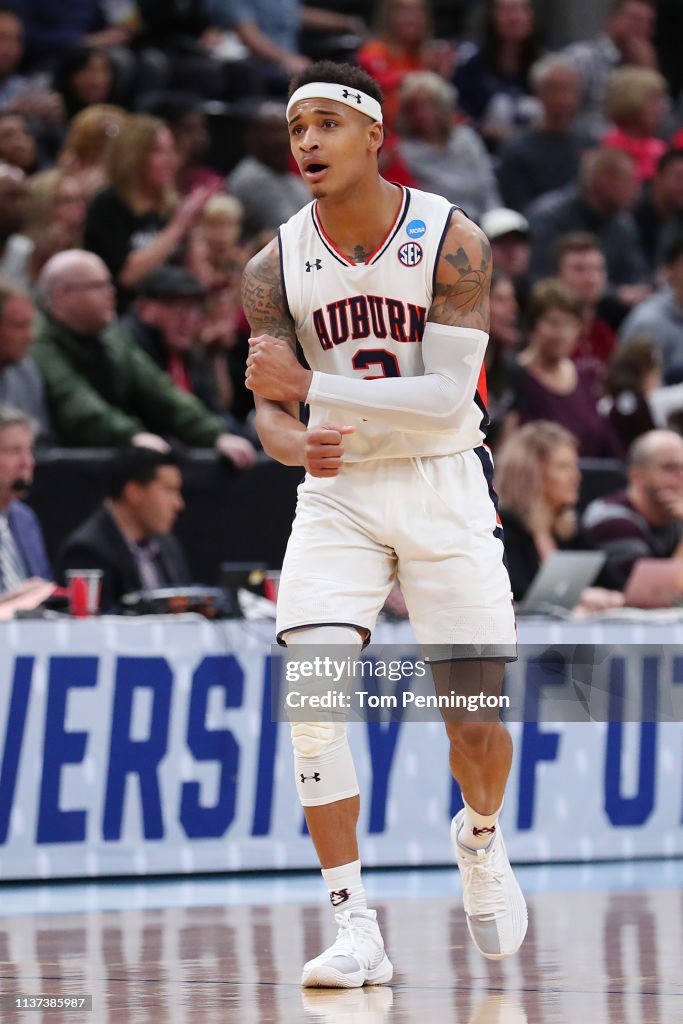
[66,569,103,617]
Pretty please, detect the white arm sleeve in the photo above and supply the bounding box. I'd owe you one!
[305,323,488,432]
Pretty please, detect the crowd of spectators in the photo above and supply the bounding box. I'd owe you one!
[0,0,682,611]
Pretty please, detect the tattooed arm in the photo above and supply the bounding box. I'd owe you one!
[242,239,307,466]
[243,239,356,475]
[429,210,491,331]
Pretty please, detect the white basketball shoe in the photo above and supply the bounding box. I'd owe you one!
[452,809,528,960]
[301,908,393,988]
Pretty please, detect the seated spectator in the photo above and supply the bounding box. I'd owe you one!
[26,168,85,280]
[480,207,530,312]
[0,112,37,175]
[135,0,253,101]
[634,149,683,273]
[485,269,520,449]
[58,104,128,201]
[0,6,63,127]
[582,429,683,588]
[84,114,214,310]
[602,66,668,183]
[508,279,623,457]
[0,163,31,288]
[555,232,616,386]
[0,404,50,592]
[227,102,309,240]
[146,93,223,196]
[497,55,588,213]
[52,45,118,119]
[526,147,650,308]
[190,194,246,291]
[562,0,658,142]
[619,234,683,382]
[395,71,501,221]
[454,0,543,151]
[0,277,51,442]
[599,334,660,449]
[32,250,256,467]
[58,103,128,191]
[188,194,248,413]
[495,420,622,608]
[122,266,221,414]
[55,447,189,612]
[15,0,140,70]
[217,0,365,94]
[357,0,454,130]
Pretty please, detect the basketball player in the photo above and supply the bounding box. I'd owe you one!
[243,61,527,987]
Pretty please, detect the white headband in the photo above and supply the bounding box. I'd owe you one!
[286,82,383,124]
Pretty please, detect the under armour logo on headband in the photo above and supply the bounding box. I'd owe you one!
[286,83,383,125]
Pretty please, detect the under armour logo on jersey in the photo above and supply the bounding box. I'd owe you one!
[342,89,362,104]
[305,259,322,272]
[300,772,321,783]
[329,889,351,906]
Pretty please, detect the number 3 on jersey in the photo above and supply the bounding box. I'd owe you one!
[352,348,401,379]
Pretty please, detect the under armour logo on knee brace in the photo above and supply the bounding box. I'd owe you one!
[329,888,351,906]
[300,772,321,782]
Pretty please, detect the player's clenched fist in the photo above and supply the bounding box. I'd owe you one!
[246,335,312,402]
[304,423,355,477]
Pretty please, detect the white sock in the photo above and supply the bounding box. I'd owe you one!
[460,801,502,851]
[321,859,367,915]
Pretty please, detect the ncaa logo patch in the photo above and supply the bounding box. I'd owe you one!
[398,241,423,266]
[406,218,426,238]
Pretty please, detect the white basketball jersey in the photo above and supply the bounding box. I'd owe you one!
[278,185,487,461]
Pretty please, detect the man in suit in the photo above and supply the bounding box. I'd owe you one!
[0,276,52,443]
[0,403,50,592]
[56,447,190,611]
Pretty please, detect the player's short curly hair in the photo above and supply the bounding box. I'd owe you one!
[288,61,383,108]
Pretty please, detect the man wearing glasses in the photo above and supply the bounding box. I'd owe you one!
[31,250,255,466]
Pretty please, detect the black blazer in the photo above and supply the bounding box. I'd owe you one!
[55,505,190,612]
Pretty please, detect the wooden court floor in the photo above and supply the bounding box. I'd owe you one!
[0,886,681,1023]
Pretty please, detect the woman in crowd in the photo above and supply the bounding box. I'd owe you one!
[395,71,500,221]
[603,66,669,182]
[25,168,86,279]
[53,46,118,120]
[84,114,214,309]
[601,333,683,444]
[507,279,623,458]
[454,0,542,149]
[357,0,454,129]
[58,104,128,200]
[188,194,250,415]
[495,420,624,609]
[0,113,37,174]
[147,93,223,196]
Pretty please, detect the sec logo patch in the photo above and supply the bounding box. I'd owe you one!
[398,241,423,266]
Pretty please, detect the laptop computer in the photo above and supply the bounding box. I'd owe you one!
[517,550,607,614]
[624,558,683,609]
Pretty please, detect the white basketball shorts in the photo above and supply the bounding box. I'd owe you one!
[276,447,517,657]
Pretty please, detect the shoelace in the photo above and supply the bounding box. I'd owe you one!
[460,855,508,920]
[331,911,359,955]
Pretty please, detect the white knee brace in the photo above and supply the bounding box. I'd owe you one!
[282,625,362,807]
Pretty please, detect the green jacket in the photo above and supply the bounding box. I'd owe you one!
[32,313,225,447]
